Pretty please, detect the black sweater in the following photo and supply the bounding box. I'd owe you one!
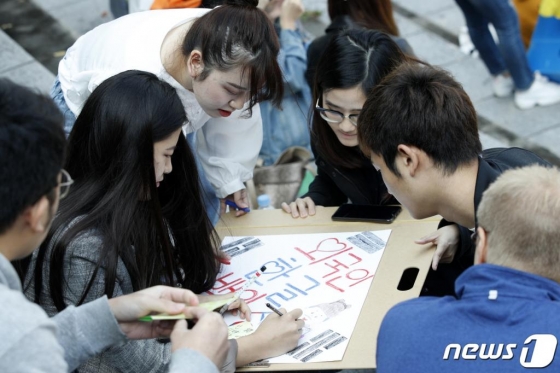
[423,147,552,297]
[302,143,393,206]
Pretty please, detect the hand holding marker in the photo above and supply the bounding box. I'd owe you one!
[219,265,267,314]
[225,199,250,213]
[140,266,266,321]
[266,303,284,316]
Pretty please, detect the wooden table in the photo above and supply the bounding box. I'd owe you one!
[216,207,439,370]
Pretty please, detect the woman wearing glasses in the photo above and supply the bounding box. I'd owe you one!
[282,29,417,218]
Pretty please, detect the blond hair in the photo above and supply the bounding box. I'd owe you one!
[477,165,560,282]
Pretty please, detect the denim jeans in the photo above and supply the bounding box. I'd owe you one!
[259,29,312,166]
[109,0,129,18]
[186,131,220,226]
[455,0,534,90]
[50,77,77,136]
[51,77,220,226]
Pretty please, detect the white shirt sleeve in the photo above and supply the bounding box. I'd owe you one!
[62,69,122,116]
[194,104,262,198]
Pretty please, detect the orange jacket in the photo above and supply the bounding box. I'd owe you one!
[150,0,201,10]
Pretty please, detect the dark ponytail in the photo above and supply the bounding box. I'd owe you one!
[183,1,283,114]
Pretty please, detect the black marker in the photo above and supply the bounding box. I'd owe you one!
[266,303,284,316]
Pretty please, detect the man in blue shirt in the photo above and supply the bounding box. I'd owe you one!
[376,165,560,372]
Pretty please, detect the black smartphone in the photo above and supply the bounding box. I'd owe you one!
[331,204,402,224]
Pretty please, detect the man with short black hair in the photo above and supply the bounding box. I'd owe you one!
[0,79,229,372]
[357,63,551,296]
[376,166,560,372]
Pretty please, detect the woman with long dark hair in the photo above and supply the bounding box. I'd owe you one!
[283,29,417,218]
[305,0,413,87]
[25,71,303,372]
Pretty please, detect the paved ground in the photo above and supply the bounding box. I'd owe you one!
[392,0,560,163]
[1,0,558,163]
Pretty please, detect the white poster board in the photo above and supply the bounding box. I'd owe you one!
[211,230,392,364]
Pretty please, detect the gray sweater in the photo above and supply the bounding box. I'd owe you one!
[23,226,234,373]
[0,252,125,372]
[0,252,220,373]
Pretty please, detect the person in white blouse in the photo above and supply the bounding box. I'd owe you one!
[50,0,284,223]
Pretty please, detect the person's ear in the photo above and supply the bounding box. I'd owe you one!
[187,50,204,79]
[474,227,488,265]
[396,144,420,177]
[23,196,51,234]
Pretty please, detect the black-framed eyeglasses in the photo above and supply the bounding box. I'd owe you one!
[60,169,74,199]
[315,99,359,127]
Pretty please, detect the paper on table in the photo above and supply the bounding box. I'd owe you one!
[214,230,391,364]
[228,321,255,339]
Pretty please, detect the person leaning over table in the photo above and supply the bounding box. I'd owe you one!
[281,29,417,218]
[377,165,560,372]
[0,78,230,373]
[357,62,551,297]
[50,0,286,224]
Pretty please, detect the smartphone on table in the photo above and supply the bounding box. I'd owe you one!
[331,203,402,224]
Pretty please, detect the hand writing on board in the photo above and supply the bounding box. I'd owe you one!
[236,308,305,366]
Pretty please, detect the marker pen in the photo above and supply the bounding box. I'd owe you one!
[219,265,267,314]
[266,303,284,317]
[225,199,250,213]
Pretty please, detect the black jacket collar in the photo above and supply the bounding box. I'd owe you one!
[473,157,501,226]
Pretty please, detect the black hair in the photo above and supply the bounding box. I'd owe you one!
[183,0,283,115]
[0,79,66,234]
[328,0,400,36]
[358,63,482,177]
[199,0,225,7]
[29,71,221,311]
[312,29,414,169]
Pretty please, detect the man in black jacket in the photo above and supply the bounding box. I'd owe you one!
[357,63,551,296]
